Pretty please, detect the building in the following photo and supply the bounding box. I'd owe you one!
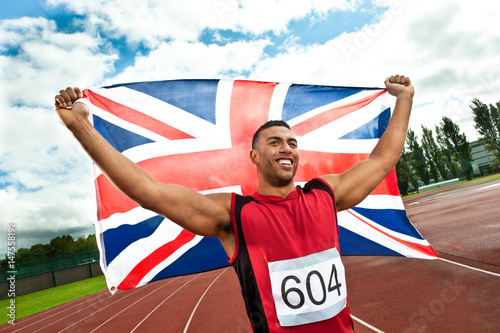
[470,140,498,176]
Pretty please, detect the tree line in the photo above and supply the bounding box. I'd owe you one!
[396,98,500,195]
[1,234,98,274]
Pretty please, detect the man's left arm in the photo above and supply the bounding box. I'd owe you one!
[321,75,414,211]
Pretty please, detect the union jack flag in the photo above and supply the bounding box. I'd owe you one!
[82,79,438,293]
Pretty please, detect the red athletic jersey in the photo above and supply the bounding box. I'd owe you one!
[229,178,354,332]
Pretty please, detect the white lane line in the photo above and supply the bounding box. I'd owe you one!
[9,290,116,333]
[439,258,500,277]
[351,315,385,332]
[88,277,180,333]
[0,291,109,332]
[29,286,144,333]
[183,268,230,333]
[474,183,500,190]
[130,274,200,332]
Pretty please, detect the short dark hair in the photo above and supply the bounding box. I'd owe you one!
[252,120,291,149]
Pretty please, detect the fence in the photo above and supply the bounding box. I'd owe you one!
[0,248,103,299]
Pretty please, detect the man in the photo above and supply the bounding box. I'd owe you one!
[55,75,414,332]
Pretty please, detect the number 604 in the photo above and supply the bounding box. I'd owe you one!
[281,264,342,309]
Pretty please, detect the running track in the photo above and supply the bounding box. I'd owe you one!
[2,177,500,332]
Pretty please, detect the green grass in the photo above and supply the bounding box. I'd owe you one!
[467,173,500,184]
[0,275,107,325]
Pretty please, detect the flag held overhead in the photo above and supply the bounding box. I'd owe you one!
[82,79,438,293]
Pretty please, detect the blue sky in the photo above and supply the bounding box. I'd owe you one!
[1,0,500,252]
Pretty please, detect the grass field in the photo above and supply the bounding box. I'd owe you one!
[0,275,107,326]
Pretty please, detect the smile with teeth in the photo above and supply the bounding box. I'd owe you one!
[277,159,292,165]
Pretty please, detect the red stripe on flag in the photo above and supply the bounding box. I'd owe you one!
[95,175,137,220]
[229,80,277,194]
[346,210,439,258]
[371,169,400,196]
[95,147,256,220]
[83,89,194,140]
[117,229,197,290]
[296,151,400,196]
[291,90,386,136]
[95,155,399,221]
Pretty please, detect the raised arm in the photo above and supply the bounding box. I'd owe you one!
[321,75,414,211]
[54,88,234,250]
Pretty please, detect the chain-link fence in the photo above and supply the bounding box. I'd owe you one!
[1,248,100,282]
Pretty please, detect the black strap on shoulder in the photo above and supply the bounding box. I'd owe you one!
[302,178,335,203]
[231,195,270,333]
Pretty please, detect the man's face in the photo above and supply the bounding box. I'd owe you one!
[252,126,299,186]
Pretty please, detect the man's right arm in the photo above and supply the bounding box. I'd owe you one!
[54,87,233,241]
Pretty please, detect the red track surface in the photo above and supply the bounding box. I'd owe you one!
[2,177,500,332]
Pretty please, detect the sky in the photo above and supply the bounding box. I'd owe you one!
[1,0,500,253]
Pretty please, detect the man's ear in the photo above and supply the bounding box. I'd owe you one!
[250,149,259,165]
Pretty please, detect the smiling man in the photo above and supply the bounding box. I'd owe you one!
[251,121,299,193]
[55,75,413,332]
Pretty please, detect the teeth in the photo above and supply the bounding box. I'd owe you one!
[278,160,292,165]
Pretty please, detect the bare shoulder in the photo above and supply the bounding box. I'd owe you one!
[206,192,233,212]
[204,192,235,256]
[319,173,347,210]
[206,192,233,230]
[319,174,340,191]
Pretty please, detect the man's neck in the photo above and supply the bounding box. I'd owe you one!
[255,182,296,198]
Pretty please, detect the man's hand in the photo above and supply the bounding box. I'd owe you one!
[54,87,89,130]
[385,75,414,98]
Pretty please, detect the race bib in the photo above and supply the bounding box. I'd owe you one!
[268,247,347,327]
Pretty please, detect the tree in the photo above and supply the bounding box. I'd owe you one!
[470,98,500,164]
[50,234,75,255]
[30,243,51,260]
[396,147,411,195]
[421,127,439,183]
[421,125,448,181]
[494,101,500,137]
[406,128,430,186]
[435,125,458,178]
[86,234,98,250]
[437,117,474,180]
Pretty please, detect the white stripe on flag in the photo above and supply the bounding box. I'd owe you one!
[297,92,388,153]
[338,209,435,259]
[268,82,291,121]
[287,90,384,127]
[97,186,242,232]
[90,102,172,144]
[98,206,159,233]
[106,220,185,287]
[96,86,216,138]
[89,80,235,177]
[136,235,204,288]
[356,195,405,210]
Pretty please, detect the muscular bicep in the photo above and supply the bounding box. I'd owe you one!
[321,157,390,212]
[140,182,233,238]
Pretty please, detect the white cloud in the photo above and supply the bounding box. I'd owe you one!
[47,0,355,46]
[109,39,271,83]
[0,183,96,250]
[0,17,118,107]
[0,104,97,251]
[0,16,115,251]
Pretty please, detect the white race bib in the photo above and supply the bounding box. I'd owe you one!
[268,247,347,327]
